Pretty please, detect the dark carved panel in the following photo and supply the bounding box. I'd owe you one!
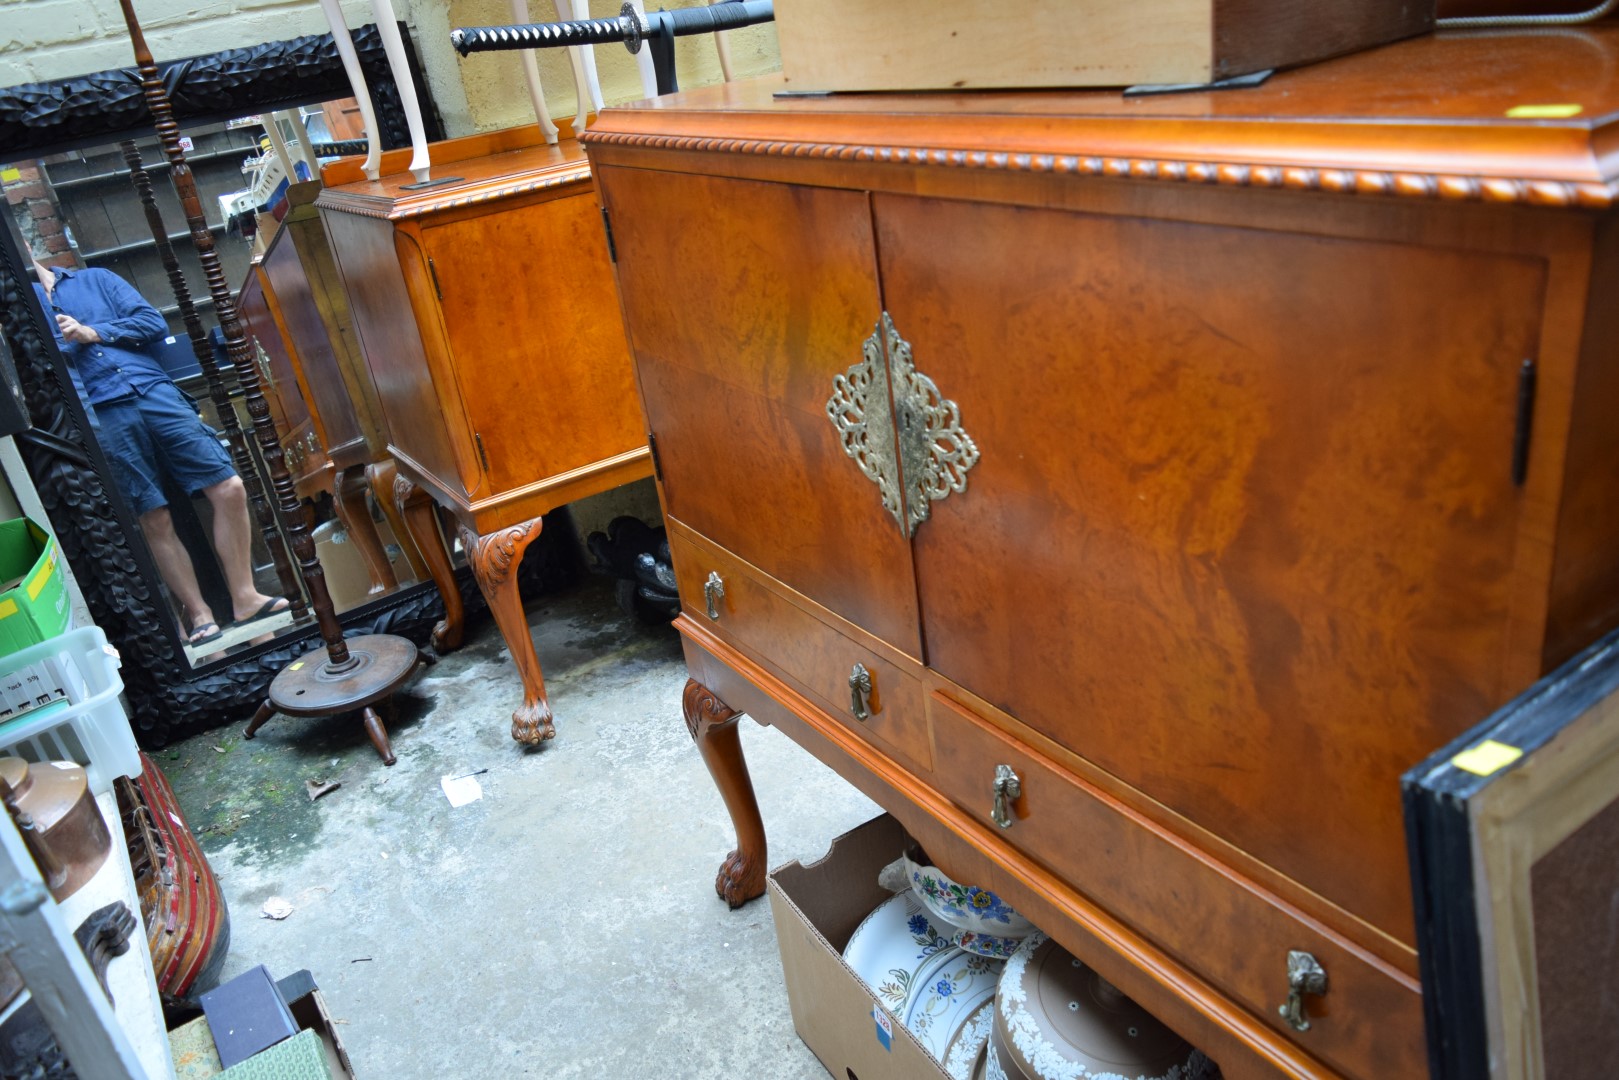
[0,23,443,159]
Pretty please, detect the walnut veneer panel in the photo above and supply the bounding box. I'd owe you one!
[422,190,641,496]
[604,166,923,657]
[879,192,1545,944]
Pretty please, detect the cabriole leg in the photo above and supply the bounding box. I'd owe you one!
[459,518,553,744]
[335,463,396,594]
[392,472,463,653]
[683,678,766,908]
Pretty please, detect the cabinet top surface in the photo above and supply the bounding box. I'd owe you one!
[585,28,1619,207]
[315,139,591,221]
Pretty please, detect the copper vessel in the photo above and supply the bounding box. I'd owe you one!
[0,757,110,901]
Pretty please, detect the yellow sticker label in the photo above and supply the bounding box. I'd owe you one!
[0,599,16,619]
[1506,104,1583,119]
[25,547,55,601]
[1453,739,1524,777]
[0,168,19,183]
[290,661,304,670]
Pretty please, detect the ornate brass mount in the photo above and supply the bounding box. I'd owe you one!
[1279,950,1327,1031]
[826,312,979,538]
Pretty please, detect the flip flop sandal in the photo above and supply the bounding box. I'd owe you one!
[187,623,222,646]
[236,598,292,626]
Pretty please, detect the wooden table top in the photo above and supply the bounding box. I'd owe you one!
[586,27,1619,207]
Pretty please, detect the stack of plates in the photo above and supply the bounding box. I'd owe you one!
[989,934,1218,1080]
[843,890,1005,1079]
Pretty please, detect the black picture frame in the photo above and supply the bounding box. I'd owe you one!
[0,26,464,747]
[1403,625,1619,1079]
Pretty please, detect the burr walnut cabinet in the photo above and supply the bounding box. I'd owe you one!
[585,27,1619,1080]
[317,132,651,741]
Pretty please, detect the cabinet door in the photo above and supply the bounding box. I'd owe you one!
[601,167,922,657]
[423,190,645,498]
[876,193,1546,942]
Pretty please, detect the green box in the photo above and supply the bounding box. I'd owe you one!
[0,518,69,658]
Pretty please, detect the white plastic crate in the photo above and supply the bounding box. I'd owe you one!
[0,627,139,794]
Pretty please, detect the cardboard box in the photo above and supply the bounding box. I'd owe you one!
[768,814,952,1080]
[172,975,354,1080]
[0,518,68,658]
[775,0,1432,92]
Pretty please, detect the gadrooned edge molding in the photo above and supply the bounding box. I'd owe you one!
[578,130,1619,210]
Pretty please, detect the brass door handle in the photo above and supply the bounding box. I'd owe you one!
[849,663,872,721]
[1279,950,1327,1032]
[991,764,1021,829]
[703,571,724,620]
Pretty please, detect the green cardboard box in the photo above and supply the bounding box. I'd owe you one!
[0,518,69,658]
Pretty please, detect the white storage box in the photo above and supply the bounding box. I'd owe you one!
[0,626,139,794]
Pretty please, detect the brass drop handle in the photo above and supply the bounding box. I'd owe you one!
[849,663,872,721]
[1279,950,1327,1032]
[991,764,1021,829]
[703,572,725,620]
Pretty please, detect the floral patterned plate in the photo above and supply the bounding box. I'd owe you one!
[842,890,957,1015]
[901,946,1004,1067]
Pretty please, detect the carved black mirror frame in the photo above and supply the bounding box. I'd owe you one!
[0,25,475,746]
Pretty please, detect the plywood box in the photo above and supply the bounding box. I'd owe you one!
[775,0,1434,91]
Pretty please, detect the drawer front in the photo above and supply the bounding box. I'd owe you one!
[927,690,1424,1080]
[669,526,931,774]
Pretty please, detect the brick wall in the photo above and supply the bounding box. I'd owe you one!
[2,161,78,268]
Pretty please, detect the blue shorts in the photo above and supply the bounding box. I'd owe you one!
[95,382,237,516]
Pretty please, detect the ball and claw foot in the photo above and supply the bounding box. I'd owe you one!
[431,619,461,654]
[511,699,556,744]
[716,848,767,909]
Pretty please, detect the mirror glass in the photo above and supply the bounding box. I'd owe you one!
[4,99,430,668]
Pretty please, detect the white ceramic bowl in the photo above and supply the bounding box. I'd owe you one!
[902,845,1039,943]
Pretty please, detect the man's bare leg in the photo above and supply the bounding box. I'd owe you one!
[200,475,288,623]
[139,507,217,638]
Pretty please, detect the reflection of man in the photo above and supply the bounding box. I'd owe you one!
[32,259,289,648]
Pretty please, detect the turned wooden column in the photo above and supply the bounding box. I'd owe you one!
[117,139,306,617]
[116,0,340,654]
[118,0,426,765]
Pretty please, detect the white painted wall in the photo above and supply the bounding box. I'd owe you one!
[0,0,780,140]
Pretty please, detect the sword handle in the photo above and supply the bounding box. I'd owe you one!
[451,14,630,56]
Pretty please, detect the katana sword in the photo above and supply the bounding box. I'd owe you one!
[451,0,774,95]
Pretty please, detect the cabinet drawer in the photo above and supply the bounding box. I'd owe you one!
[927,690,1424,1080]
[669,526,931,773]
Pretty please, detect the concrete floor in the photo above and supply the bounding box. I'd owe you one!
[164,577,880,1078]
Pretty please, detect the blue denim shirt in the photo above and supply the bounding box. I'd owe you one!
[33,267,171,406]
